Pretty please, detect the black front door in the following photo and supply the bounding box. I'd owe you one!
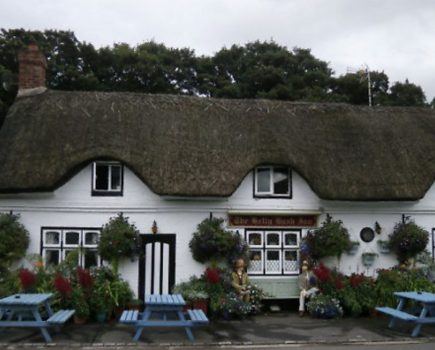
[138,234,176,300]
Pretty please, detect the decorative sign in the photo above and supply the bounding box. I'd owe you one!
[228,214,318,228]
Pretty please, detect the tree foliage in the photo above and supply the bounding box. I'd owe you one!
[0,28,429,124]
[0,213,29,277]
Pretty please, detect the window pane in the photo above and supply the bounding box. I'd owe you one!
[64,250,80,266]
[45,250,60,266]
[266,250,281,273]
[256,168,271,193]
[65,231,80,245]
[84,250,99,268]
[283,250,298,273]
[267,250,280,260]
[111,165,122,191]
[95,164,109,190]
[284,232,298,246]
[248,250,263,273]
[273,167,289,194]
[266,233,280,246]
[45,231,60,245]
[248,233,262,246]
[85,232,99,245]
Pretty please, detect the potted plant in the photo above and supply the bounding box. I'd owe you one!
[98,213,140,273]
[108,279,133,318]
[388,219,429,264]
[173,276,209,314]
[0,213,29,280]
[303,214,351,262]
[346,241,360,255]
[361,252,378,267]
[377,240,390,254]
[221,292,252,320]
[127,298,144,311]
[307,295,343,319]
[71,288,90,324]
[189,217,249,265]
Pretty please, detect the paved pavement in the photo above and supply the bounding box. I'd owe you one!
[0,311,435,348]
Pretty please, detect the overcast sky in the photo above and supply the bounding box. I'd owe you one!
[2,0,435,101]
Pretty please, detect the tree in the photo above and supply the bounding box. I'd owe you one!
[388,79,426,106]
[198,41,333,101]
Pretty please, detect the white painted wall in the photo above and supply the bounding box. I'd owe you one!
[0,163,434,295]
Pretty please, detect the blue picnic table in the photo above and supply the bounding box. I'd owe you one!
[0,293,75,342]
[376,291,435,337]
[119,294,208,342]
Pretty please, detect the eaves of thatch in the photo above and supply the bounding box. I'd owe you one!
[0,90,434,201]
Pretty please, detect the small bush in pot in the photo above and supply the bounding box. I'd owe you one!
[303,214,351,261]
[71,287,90,324]
[98,213,140,273]
[388,219,429,264]
[307,295,343,319]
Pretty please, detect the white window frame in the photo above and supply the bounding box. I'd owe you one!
[43,230,61,247]
[283,231,300,248]
[63,230,81,248]
[265,231,281,248]
[283,249,299,274]
[247,231,263,248]
[265,249,282,275]
[254,166,291,197]
[92,161,123,194]
[246,229,301,276]
[247,249,264,275]
[41,227,101,268]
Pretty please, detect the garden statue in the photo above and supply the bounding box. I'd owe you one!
[298,260,318,316]
[231,258,250,302]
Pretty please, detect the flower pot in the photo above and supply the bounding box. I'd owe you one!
[313,307,338,319]
[192,298,208,315]
[362,254,377,267]
[377,241,390,254]
[73,315,88,325]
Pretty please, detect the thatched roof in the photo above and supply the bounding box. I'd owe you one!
[0,90,434,200]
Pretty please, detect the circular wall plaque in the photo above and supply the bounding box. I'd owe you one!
[360,227,375,243]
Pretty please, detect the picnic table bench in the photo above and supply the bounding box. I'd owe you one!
[376,291,435,337]
[0,293,75,342]
[119,294,209,342]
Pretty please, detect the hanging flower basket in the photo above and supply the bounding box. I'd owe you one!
[377,240,390,254]
[346,241,360,255]
[361,253,378,267]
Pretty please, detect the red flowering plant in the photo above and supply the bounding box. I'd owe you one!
[19,268,37,292]
[54,274,72,307]
[76,267,93,290]
[205,267,221,284]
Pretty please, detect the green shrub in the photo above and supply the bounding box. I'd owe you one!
[303,214,351,260]
[98,213,140,273]
[189,217,248,264]
[388,220,429,263]
[0,213,29,274]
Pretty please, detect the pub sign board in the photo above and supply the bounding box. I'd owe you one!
[228,214,318,228]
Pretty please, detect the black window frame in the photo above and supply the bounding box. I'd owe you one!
[253,166,292,198]
[40,226,101,268]
[91,161,124,196]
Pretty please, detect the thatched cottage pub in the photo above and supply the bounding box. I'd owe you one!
[0,45,434,299]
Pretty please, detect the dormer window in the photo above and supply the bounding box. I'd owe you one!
[92,161,123,196]
[254,166,291,198]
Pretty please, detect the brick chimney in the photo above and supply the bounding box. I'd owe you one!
[17,43,47,97]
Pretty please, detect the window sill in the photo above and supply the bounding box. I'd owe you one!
[91,191,123,197]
